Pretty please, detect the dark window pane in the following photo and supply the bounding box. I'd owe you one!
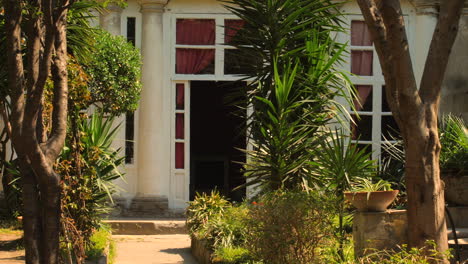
[354,85,373,111]
[225,19,245,44]
[351,114,372,141]
[176,19,215,45]
[382,85,391,112]
[381,116,401,140]
[224,49,249,75]
[176,143,185,169]
[125,112,135,164]
[127,17,136,46]
[351,21,372,46]
[176,83,184,110]
[176,113,185,139]
[351,50,373,76]
[176,48,215,74]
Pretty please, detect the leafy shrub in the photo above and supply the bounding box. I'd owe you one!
[355,241,452,264]
[212,246,257,264]
[245,190,334,264]
[201,205,249,250]
[186,190,230,238]
[83,29,142,115]
[85,226,116,264]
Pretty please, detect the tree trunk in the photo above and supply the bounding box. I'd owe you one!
[404,105,448,255]
[40,173,61,264]
[20,164,41,264]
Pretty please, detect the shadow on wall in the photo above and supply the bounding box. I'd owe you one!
[441,17,468,121]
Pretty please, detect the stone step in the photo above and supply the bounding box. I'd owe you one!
[104,219,187,235]
[448,238,468,246]
[448,228,468,239]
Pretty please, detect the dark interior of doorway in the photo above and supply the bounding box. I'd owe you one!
[190,81,246,202]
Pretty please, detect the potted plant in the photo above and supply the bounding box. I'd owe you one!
[344,178,399,212]
[439,114,468,206]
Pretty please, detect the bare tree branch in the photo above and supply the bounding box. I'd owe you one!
[419,0,465,104]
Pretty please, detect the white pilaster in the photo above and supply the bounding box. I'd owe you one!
[137,0,170,198]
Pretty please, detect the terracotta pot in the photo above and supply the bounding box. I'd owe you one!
[344,190,399,212]
[443,174,468,206]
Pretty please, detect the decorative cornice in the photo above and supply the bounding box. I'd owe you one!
[138,0,169,13]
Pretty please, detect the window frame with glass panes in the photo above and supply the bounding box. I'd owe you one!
[345,16,402,162]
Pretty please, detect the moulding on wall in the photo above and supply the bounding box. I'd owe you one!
[138,0,169,12]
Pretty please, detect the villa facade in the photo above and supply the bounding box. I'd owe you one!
[97,0,468,215]
[30,0,468,215]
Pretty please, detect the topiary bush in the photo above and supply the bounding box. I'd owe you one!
[83,29,142,115]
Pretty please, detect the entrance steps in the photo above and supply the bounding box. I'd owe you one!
[104,218,187,235]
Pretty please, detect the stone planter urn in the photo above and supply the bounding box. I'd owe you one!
[443,174,468,206]
[344,190,399,212]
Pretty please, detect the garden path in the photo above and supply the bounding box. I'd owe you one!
[113,234,198,264]
[0,232,24,264]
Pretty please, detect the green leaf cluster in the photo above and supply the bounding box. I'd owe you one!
[439,114,468,174]
[83,29,142,115]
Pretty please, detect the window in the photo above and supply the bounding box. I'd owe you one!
[348,20,400,161]
[174,83,186,169]
[173,16,245,80]
[125,17,136,164]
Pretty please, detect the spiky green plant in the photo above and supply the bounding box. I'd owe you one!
[310,129,376,261]
[439,114,468,175]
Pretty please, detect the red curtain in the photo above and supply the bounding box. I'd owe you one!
[351,20,373,76]
[225,19,245,44]
[351,21,372,46]
[354,85,372,111]
[176,83,185,110]
[175,143,184,169]
[176,19,216,74]
[176,48,215,74]
[176,113,184,139]
[176,19,215,45]
[351,51,373,76]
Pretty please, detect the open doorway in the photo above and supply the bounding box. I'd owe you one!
[190,81,246,201]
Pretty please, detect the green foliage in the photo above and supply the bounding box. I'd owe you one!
[439,114,468,174]
[311,129,376,196]
[243,62,329,191]
[186,190,230,237]
[355,241,452,264]
[350,178,392,192]
[58,112,124,263]
[201,205,249,251]
[221,0,354,192]
[213,246,257,264]
[83,29,142,115]
[86,226,116,264]
[245,190,334,264]
[310,129,376,261]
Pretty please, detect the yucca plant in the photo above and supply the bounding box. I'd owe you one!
[224,0,354,192]
[310,129,376,261]
[58,112,124,263]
